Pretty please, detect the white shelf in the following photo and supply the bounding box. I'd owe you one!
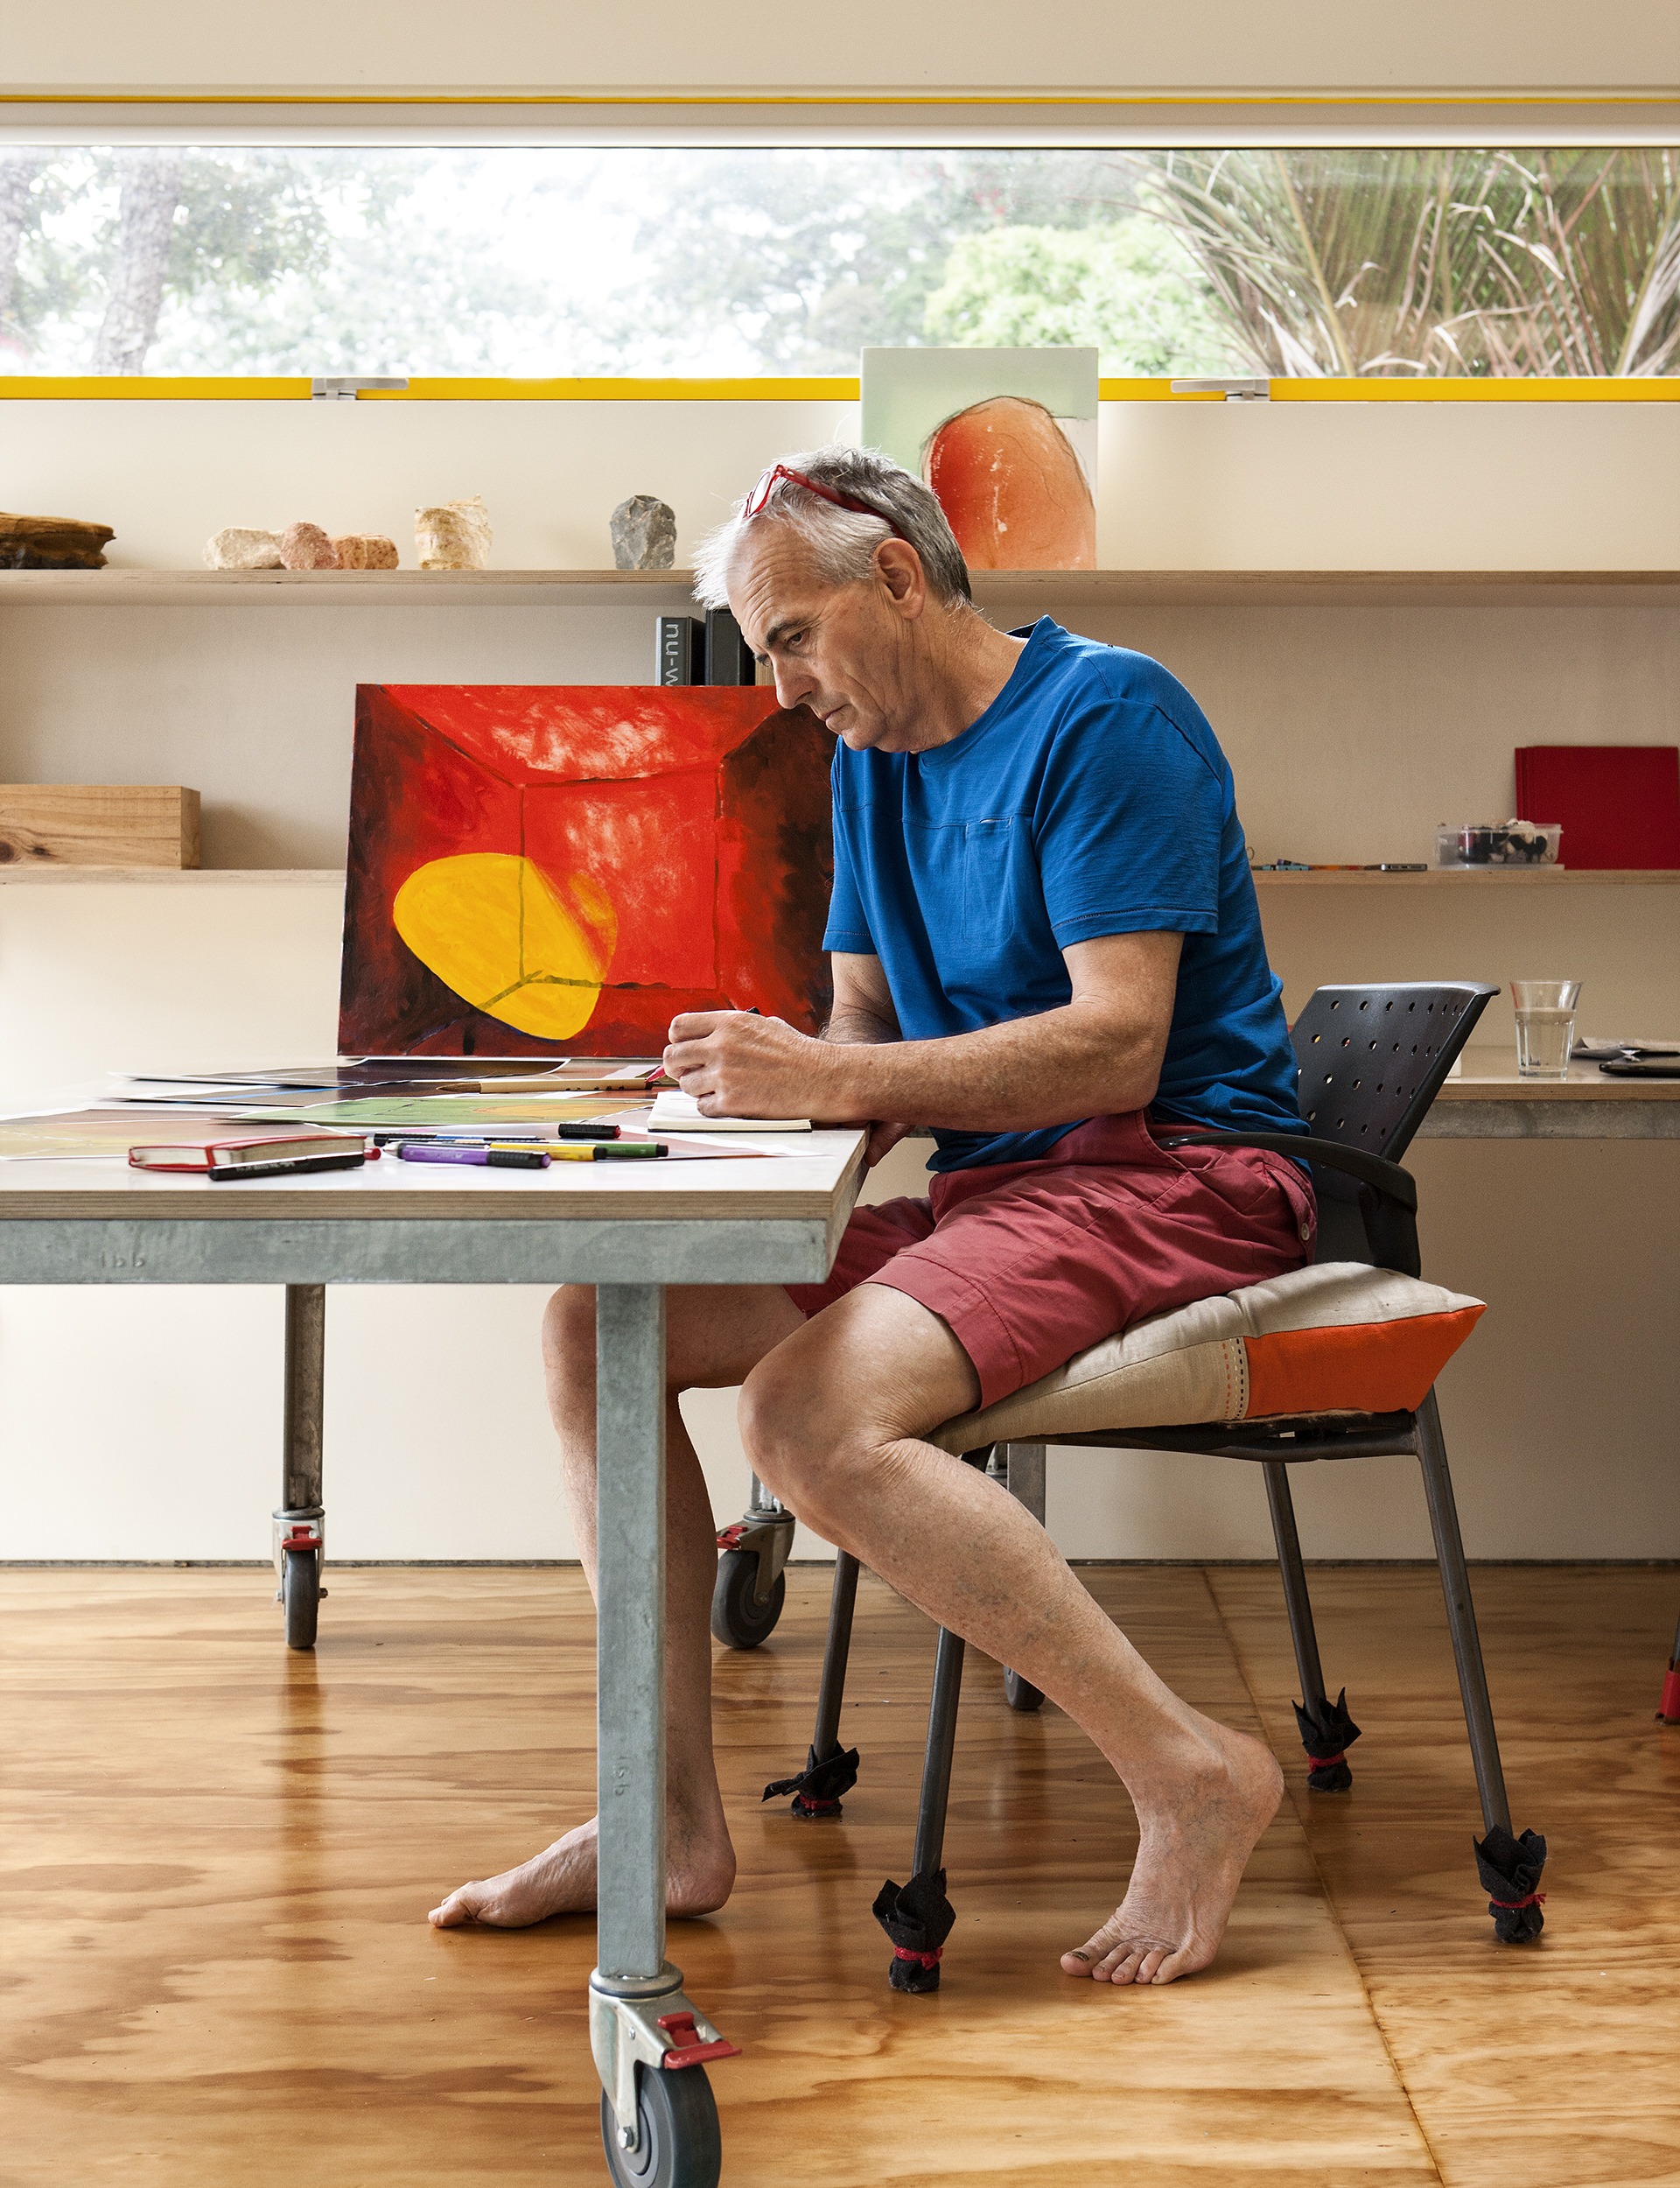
[2,567,1676,609]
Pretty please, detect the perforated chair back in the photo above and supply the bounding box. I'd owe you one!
[1290,982,1499,1163]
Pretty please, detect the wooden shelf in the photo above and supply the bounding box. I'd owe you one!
[2,865,1672,891]
[0,867,342,886]
[1251,868,1680,887]
[2,567,1676,609]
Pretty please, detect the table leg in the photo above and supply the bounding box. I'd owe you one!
[274,1284,326,1652]
[588,1283,735,2181]
[593,1281,669,1984]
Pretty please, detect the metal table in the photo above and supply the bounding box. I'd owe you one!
[0,1133,867,2187]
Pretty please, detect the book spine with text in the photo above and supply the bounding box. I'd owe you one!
[654,615,704,685]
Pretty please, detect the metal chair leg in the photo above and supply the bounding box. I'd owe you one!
[874,1623,965,1993]
[760,1551,861,1817]
[1414,1389,1548,1943]
[1264,1461,1358,1788]
[996,1442,1047,1711]
[1413,1393,1511,1836]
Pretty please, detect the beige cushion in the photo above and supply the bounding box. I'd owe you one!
[929,1262,1486,1455]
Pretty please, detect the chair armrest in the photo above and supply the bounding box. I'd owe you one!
[1155,1130,1417,1210]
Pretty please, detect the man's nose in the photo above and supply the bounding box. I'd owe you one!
[774,658,815,710]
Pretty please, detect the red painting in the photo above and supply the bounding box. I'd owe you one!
[339,684,835,1056]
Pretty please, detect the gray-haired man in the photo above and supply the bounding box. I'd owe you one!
[431,450,1312,1989]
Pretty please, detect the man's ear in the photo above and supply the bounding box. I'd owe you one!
[874,538,927,619]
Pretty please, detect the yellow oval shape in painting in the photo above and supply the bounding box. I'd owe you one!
[392,852,615,1041]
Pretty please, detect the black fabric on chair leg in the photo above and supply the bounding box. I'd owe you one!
[762,1551,861,1817]
[1264,1461,1362,1790]
[1414,1390,1548,1942]
[874,1623,964,1992]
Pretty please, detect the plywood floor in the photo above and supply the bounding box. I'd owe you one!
[4,1562,1677,2188]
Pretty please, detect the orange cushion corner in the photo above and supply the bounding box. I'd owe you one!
[1242,1304,1486,1419]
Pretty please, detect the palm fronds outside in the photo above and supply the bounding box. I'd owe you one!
[1128,149,1680,376]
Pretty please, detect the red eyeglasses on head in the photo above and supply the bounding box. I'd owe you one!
[742,464,908,542]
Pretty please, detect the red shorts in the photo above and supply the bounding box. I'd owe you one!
[786,1111,1316,1412]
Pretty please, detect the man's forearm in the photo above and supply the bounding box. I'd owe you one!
[817,1000,1161,1131]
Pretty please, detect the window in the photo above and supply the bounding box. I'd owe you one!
[2,145,1676,380]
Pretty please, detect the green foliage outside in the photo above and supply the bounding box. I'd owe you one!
[0,145,1675,380]
[923,220,1239,373]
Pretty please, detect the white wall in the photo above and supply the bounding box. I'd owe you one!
[2,391,1676,1561]
[1,879,1674,1564]
[4,396,1678,579]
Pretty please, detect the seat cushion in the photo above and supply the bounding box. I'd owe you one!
[929,1262,1485,1455]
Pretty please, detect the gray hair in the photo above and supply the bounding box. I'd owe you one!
[691,446,975,614]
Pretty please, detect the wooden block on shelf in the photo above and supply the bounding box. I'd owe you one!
[0,786,201,869]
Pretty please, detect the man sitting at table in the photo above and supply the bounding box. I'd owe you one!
[430,448,1315,1989]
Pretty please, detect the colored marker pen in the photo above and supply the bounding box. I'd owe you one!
[529,1141,668,1161]
[398,1143,550,1169]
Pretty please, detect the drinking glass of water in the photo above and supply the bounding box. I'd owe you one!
[1510,981,1582,1077]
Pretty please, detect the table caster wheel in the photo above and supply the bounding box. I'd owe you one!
[1004,1666,1044,1712]
[600,2062,721,2188]
[710,1550,785,1649]
[282,1546,321,1652]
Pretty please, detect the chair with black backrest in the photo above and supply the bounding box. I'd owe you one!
[761,980,1550,1991]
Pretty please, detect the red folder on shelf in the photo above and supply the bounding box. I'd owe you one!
[1514,746,1680,869]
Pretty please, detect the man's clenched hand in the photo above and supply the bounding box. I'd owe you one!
[663,1010,836,1118]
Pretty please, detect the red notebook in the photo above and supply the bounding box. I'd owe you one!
[1515,746,1680,869]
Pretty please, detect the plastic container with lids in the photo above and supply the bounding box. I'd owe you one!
[1434,821,1563,868]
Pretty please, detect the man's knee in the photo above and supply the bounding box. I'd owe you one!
[542,1283,595,1367]
[738,1350,883,1539]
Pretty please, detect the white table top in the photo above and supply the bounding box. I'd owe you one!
[1438,1047,1680,1104]
[0,1128,870,1230]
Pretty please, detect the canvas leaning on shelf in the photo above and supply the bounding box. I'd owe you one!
[1516,746,1680,869]
[860,347,1098,571]
[338,684,835,1057]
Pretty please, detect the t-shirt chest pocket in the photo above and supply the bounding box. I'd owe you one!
[955,817,1022,956]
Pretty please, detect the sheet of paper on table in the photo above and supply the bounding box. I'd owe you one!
[647,1090,813,1133]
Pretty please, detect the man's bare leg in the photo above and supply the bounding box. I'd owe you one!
[429,1280,803,1930]
[740,1282,1284,1988]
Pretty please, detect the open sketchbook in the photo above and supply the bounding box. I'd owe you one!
[647,1090,812,1133]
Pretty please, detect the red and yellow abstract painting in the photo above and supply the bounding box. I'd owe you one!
[339,684,834,1056]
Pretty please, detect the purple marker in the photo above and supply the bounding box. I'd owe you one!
[397,1142,549,1170]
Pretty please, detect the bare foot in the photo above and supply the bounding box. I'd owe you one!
[428,1813,736,1929]
[1060,1722,1283,1987]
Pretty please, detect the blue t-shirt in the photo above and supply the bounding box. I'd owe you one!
[822,617,1304,1171]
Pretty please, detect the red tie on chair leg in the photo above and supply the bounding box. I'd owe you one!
[762,1743,860,1818]
[1474,1827,1549,1943]
[1293,1688,1362,1791]
[873,1869,956,1994]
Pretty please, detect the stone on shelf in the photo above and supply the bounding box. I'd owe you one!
[331,532,400,570]
[609,494,676,571]
[204,527,284,570]
[415,495,491,572]
[1,512,116,570]
[279,522,340,570]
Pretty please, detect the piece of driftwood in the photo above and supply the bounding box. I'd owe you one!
[0,786,201,868]
[0,513,116,570]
